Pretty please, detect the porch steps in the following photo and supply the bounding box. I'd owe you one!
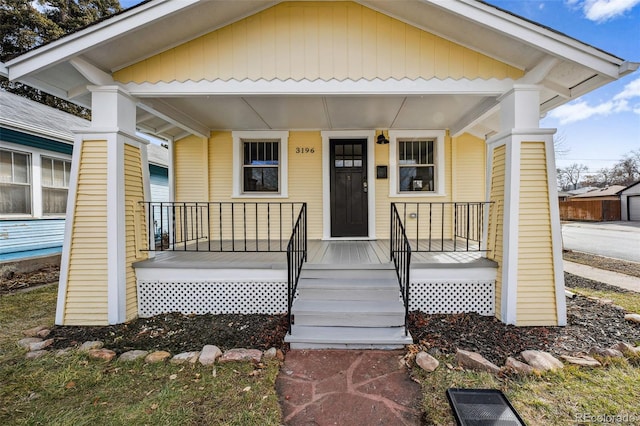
[285,263,413,349]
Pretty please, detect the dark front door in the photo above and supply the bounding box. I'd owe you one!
[330,139,368,237]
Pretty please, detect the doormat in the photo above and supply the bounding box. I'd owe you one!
[446,388,526,426]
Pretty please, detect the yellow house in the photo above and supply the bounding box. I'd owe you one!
[4,0,637,348]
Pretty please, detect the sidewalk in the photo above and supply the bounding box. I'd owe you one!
[276,350,422,425]
[564,260,640,293]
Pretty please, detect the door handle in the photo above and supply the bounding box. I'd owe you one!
[363,180,368,193]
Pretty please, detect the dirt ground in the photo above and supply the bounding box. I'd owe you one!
[3,252,640,361]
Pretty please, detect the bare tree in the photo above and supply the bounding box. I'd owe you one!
[557,163,588,191]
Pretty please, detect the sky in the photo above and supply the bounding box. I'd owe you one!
[119,0,640,173]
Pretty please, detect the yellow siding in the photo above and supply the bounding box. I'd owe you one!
[487,145,505,321]
[63,140,108,325]
[175,135,209,201]
[114,2,523,84]
[516,142,557,325]
[452,134,486,202]
[124,144,146,321]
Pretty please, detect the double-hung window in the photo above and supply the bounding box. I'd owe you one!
[41,156,71,215]
[232,131,289,197]
[0,149,32,214]
[389,130,446,196]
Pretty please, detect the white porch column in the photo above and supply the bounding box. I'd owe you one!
[56,85,150,325]
[486,85,566,326]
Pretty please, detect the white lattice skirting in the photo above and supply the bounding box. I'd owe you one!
[137,281,288,318]
[137,279,495,318]
[409,281,495,315]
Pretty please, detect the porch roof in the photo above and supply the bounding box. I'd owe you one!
[4,0,637,141]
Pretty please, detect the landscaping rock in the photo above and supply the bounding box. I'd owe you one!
[505,357,535,374]
[589,347,624,358]
[521,350,563,371]
[28,338,54,352]
[55,348,74,357]
[219,348,263,364]
[118,350,149,362]
[79,341,104,351]
[23,325,48,337]
[199,345,222,365]
[26,350,48,360]
[263,347,278,360]
[18,337,42,349]
[88,349,117,361]
[416,351,439,372]
[145,351,171,363]
[36,329,51,338]
[455,349,500,374]
[613,342,640,355]
[171,351,200,364]
[560,355,601,367]
[624,314,640,324]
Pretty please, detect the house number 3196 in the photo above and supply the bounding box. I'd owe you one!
[295,147,315,154]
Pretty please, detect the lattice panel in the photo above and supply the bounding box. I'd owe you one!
[409,281,495,315]
[138,281,287,317]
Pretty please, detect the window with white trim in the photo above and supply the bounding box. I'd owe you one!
[41,156,71,215]
[0,148,32,214]
[398,139,435,192]
[232,131,288,198]
[389,130,446,197]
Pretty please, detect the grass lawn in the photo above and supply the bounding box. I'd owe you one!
[0,286,282,425]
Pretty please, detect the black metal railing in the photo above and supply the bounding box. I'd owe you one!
[392,202,492,252]
[287,203,307,333]
[390,203,411,336]
[140,202,306,252]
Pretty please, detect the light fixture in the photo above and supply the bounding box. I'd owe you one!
[376,130,389,144]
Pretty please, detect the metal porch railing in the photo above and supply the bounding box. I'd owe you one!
[390,203,411,336]
[141,201,306,252]
[392,201,492,252]
[287,203,307,333]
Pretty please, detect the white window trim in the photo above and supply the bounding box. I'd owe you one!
[388,130,446,197]
[40,155,72,216]
[0,142,72,219]
[232,131,289,198]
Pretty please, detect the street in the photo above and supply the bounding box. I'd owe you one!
[561,221,640,263]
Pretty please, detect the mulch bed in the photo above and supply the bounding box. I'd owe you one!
[6,259,640,363]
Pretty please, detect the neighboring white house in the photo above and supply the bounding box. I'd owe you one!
[0,90,169,261]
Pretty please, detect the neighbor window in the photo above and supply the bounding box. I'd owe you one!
[398,140,435,192]
[0,149,32,214]
[41,156,71,215]
[243,140,279,192]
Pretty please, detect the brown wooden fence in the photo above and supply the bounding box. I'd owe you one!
[559,200,621,222]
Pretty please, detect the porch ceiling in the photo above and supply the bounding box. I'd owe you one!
[137,94,490,135]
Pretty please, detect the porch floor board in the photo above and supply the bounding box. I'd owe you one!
[134,239,494,269]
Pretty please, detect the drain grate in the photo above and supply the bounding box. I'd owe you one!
[446,388,526,426]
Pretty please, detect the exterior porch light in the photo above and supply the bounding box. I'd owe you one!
[376,130,389,144]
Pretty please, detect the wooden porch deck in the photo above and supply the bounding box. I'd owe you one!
[133,239,494,269]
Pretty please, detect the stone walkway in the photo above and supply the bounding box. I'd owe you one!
[276,350,422,425]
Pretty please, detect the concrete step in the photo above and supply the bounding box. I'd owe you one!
[297,278,400,301]
[285,325,413,350]
[292,299,405,327]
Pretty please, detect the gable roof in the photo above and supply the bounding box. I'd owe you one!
[3,0,637,141]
